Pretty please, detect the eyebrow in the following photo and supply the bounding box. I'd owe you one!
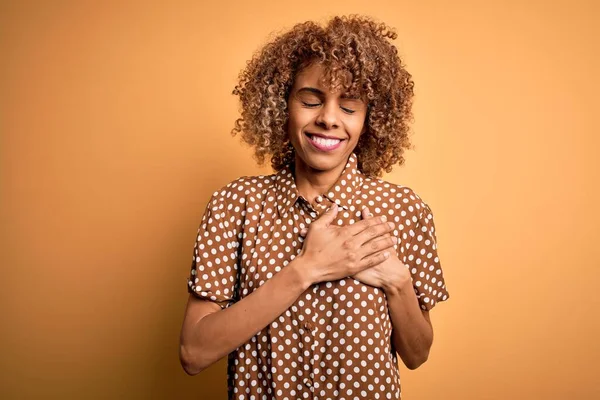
[297,87,324,95]
[296,87,363,100]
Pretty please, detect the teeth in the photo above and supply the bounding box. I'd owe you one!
[311,135,341,147]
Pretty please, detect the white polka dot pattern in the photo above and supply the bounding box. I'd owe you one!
[187,153,449,399]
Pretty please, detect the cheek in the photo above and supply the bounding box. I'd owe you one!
[288,109,313,133]
[286,114,304,144]
[348,119,366,139]
[286,117,300,138]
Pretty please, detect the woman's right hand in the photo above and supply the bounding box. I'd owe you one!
[297,204,396,284]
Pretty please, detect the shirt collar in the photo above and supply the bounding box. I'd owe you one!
[275,153,363,218]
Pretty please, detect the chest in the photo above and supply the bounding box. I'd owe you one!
[235,194,392,329]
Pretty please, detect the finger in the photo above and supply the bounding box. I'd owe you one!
[353,220,395,246]
[355,250,391,272]
[359,234,396,258]
[361,206,373,220]
[361,206,392,238]
[345,215,387,236]
[313,203,339,228]
[300,228,308,237]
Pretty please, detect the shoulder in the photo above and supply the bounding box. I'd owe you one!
[207,174,277,209]
[360,177,438,243]
[360,176,433,218]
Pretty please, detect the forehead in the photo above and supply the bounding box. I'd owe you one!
[292,62,360,97]
[293,63,328,85]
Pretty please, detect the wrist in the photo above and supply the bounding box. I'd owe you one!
[382,272,412,297]
[288,254,316,290]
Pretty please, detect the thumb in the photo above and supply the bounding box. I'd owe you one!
[361,206,373,220]
[316,203,339,228]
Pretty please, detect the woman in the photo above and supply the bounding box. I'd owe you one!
[179,15,450,400]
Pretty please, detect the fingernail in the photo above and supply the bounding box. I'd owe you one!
[383,251,390,258]
[387,222,394,228]
[381,215,387,221]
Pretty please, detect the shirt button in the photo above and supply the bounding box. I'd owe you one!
[304,322,313,331]
[303,378,313,388]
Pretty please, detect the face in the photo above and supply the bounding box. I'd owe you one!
[286,63,368,174]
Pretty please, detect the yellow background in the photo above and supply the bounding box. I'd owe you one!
[2,0,599,399]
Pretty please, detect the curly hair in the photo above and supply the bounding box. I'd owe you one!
[231,15,415,177]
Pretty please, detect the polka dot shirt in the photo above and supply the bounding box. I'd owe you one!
[187,153,450,400]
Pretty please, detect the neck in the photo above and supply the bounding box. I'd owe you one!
[293,155,347,204]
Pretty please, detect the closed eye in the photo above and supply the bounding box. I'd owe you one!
[341,106,355,114]
[302,101,321,108]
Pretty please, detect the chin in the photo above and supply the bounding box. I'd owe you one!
[299,149,347,172]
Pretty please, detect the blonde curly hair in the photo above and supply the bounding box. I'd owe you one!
[232,15,415,177]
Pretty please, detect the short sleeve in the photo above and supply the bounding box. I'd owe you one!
[187,189,242,309]
[401,201,450,311]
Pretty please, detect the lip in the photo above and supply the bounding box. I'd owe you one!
[306,132,345,140]
[305,132,345,152]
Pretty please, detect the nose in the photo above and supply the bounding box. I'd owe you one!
[315,102,339,130]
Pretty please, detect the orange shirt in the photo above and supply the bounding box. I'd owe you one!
[187,153,450,399]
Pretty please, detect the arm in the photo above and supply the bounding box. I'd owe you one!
[383,278,434,369]
[354,250,434,369]
[179,258,311,375]
[352,205,444,369]
[180,204,396,375]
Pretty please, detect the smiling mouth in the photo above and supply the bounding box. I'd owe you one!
[305,133,344,151]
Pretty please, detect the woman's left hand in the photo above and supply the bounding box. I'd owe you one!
[350,206,412,292]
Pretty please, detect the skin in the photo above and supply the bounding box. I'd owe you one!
[286,63,367,204]
[349,206,433,369]
[179,62,433,375]
[290,64,433,367]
